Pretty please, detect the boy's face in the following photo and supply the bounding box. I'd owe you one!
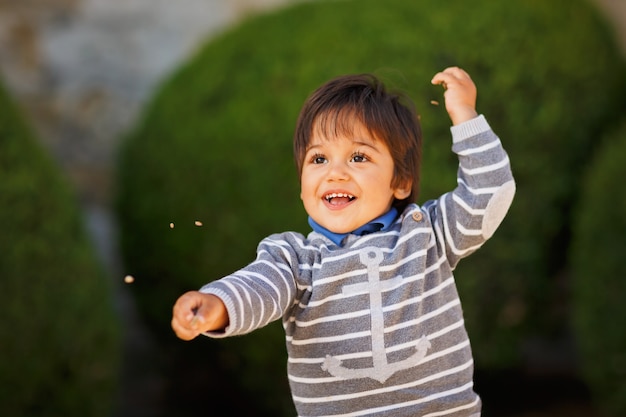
[300,119,410,234]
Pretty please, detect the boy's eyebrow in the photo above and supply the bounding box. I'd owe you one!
[353,140,380,151]
[305,139,381,153]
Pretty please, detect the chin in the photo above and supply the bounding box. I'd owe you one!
[325,224,354,234]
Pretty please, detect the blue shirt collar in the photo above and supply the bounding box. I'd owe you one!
[308,207,399,246]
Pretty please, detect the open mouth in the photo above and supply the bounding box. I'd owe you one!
[324,192,356,206]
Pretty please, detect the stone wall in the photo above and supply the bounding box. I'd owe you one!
[0,0,294,205]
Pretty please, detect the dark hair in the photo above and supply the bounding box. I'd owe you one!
[294,74,422,211]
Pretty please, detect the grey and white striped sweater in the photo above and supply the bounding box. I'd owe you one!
[201,115,515,416]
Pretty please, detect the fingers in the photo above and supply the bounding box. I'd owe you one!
[171,314,201,340]
[431,66,473,90]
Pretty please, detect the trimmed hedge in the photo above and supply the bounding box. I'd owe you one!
[0,83,121,417]
[570,119,626,417]
[116,0,626,414]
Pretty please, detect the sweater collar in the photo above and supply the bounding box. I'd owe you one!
[308,207,399,246]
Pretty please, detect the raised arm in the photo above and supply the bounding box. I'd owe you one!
[427,67,515,268]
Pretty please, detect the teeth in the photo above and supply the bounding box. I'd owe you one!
[325,193,355,200]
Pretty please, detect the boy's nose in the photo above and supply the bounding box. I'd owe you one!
[327,160,350,181]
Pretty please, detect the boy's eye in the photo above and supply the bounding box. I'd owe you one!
[351,152,368,163]
[311,154,327,164]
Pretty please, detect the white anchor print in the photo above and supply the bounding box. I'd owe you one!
[321,247,431,383]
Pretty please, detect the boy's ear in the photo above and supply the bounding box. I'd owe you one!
[393,181,412,200]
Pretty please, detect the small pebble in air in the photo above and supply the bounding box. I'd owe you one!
[194,220,203,227]
[124,275,135,284]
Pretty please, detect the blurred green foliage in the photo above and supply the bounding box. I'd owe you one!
[570,118,626,417]
[116,0,626,415]
[0,83,121,416]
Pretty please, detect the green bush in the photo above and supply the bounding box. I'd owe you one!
[570,119,626,417]
[0,83,121,417]
[116,0,626,414]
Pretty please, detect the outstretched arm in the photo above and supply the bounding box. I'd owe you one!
[171,291,229,340]
[431,66,478,126]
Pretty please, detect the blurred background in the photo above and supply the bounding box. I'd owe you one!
[1,0,625,416]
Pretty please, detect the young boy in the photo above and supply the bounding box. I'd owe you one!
[172,67,515,416]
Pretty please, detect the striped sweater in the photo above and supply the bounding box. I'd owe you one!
[201,115,515,416]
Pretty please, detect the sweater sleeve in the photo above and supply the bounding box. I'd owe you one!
[198,233,301,338]
[424,114,515,269]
